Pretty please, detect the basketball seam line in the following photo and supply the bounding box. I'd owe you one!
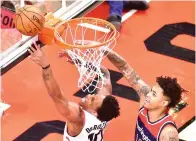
[23,6,44,18]
[15,14,20,30]
[16,8,26,15]
[18,9,32,35]
[23,10,44,21]
[20,14,29,35]
[23,5,37,11]
[15,14,28,34]
[19,8,41,31]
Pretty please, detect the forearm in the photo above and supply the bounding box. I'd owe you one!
[105,49,127,70]
[105,50,150,96]
[42,67,65,100]
[42,66,74,117]
[118,63,150,96]
[28,43,72,118]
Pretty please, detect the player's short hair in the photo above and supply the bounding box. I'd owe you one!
[97,95,120,122]
[156,76,186,108]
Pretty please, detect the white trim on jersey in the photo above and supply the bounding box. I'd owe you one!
[138,106,145,114]
[146,113,170,125]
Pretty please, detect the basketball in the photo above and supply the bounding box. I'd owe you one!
[14,5,45,36]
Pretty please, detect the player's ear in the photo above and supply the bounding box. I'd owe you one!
[162,100,169,107]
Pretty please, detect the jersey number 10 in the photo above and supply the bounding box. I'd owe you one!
[88,130,103,141]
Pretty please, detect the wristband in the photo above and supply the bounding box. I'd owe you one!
[42,64,50,69]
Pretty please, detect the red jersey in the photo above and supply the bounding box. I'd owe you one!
[135,107,177,141]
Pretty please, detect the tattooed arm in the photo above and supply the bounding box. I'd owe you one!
[160,125,179,141]
[105,49,151,106]
[42,67,83,123]
[28,43,82,123]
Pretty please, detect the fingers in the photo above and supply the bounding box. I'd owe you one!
[30,42,40,51]
[57,49,68,58]
[34,42,41,50]
[57,49,75,65]
[28,42,41,54]
[57,52,64,58]
[61,49,66,52]
[28,48,34,55]
[67,58,72,62]
[61,49,68,55]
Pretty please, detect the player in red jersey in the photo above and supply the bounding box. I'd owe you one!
[105,49,186,141]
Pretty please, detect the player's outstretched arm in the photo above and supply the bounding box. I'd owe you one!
[105,49,151,105]
[28,43,81,123]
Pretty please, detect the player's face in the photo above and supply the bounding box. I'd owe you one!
[143,83,170,110]
[79,94,105,112]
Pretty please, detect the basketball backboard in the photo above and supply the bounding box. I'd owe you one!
[0,0,103,75]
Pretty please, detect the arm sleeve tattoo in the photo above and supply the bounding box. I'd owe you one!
[105,49,151,97]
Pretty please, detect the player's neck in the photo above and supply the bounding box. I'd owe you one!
[147,108,167,123]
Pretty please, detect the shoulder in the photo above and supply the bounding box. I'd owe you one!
[159,124,179,141]
[68,102,82,116]
[66,102,84,123]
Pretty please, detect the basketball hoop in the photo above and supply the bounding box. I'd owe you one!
[54,17,119,93]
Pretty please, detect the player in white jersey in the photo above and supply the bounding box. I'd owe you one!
[28,42,120,141]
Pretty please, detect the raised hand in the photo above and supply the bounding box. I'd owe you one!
[57,49,75,64]
[28,42,49,68]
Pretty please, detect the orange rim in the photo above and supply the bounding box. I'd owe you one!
[54,17,117,49]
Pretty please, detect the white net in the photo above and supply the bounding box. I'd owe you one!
[55,18,119,93]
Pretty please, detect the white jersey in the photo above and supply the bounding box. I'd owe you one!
[64,109,108,141]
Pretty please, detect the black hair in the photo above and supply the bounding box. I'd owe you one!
[97,95,120,122]
[156,76,186,108]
